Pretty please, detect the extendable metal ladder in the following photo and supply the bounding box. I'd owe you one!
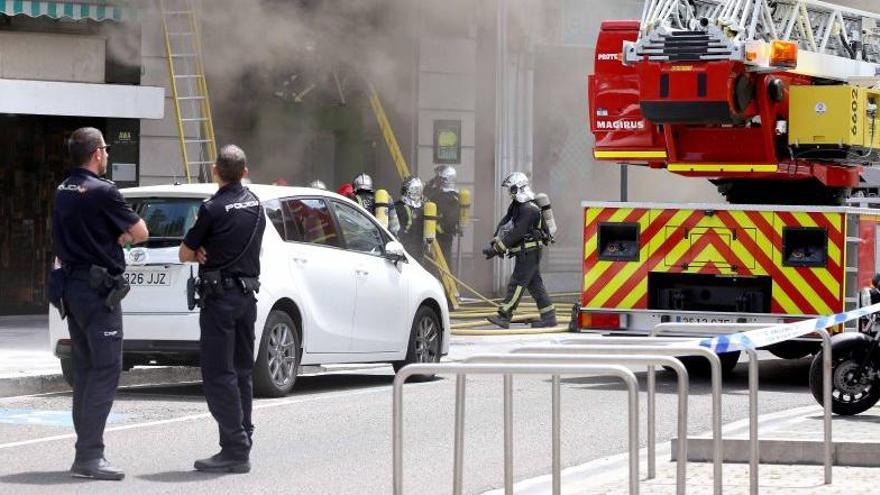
[160,0,217,183]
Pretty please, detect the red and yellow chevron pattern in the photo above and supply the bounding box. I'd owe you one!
[582,206,846,316]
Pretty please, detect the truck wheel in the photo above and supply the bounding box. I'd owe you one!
[60,358,75,388]
[254,310,301,398]
[675,351,740,377]
[767,341,818,360]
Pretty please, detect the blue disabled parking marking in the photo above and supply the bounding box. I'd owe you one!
[0,409,131,428]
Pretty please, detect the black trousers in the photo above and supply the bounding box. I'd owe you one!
[498,248,553,316]
[199,289,256,460]
[64,277,123,462]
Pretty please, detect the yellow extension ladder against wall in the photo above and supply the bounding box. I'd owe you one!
[368,84,461,309]
[160,0,217,184]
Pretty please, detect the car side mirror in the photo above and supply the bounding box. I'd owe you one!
[385,241,408,264]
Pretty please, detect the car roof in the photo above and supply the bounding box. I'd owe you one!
[120,182,348,202]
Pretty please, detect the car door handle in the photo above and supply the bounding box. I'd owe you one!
[355,269,369,276]
[292,257,308,265]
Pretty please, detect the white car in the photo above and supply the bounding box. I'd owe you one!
[49,183,450,396]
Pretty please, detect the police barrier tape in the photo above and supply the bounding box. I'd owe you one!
[694,302,880,354]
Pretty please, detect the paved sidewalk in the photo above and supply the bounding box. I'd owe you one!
[494,405,880,494]
[0,315,58,379]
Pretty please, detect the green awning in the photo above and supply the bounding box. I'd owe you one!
[0,1,137,22]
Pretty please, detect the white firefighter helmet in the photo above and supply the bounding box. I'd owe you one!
[434,164,457,192]
[353,173,373,193]
[501,172,534,203]
[401,176,424,208]
[308,179,327,190]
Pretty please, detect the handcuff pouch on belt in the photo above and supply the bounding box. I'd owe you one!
[88,265,130,311]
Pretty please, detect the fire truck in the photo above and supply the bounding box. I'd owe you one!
[578,0,880,363]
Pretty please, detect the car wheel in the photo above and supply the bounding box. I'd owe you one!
[393,306,442,380]
[60,358,75,388]
[254,310,301,398]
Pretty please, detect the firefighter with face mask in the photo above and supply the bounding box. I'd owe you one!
[351,172,399,235]
[352,173,376,213]
[394,176,427,263]
[483,172,556,329]
[425,165,461,268]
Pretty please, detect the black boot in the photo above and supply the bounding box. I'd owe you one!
[487,311,512,329]
[194,452,251,474]
[530,309,557,328]
[70,458,125,480]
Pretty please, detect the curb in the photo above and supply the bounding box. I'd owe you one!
[0,364,343,399]
[0,366,202,399]
[673,437,880,467]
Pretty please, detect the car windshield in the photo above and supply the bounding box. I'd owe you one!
[128,197,204,248]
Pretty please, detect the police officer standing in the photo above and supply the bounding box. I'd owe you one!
[53,127,149,480]
[179,145,266,474]
[483,172,556,329]
[425,165,461,267]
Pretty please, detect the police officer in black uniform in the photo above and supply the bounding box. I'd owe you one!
[179,144,265,474]
[53,127,149,480]
[484,172,556,329]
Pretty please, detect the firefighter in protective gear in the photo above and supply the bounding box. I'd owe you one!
[351,173,399,234]
[308,179,327,190]
[352,173,376,213]
[394,176,427,264]
[425,165,461,267]
[484,172,556,329]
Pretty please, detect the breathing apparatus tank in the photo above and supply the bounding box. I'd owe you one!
[374,189,390,228]
[424,201,438,243]
[459,188,471,227]
[534,193,557,241]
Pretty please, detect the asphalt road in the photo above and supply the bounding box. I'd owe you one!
[0,335,818,494]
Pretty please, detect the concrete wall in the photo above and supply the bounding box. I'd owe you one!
[416,33,478,258]
[0,31,105,83]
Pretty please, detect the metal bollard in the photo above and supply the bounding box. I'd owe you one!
[651,324,761,495]
[393,363,641,495]
[468,353,689,495]
[817,328,832,485]
[555,339,723,495]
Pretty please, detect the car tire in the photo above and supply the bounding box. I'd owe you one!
[393,306,442,381]
[254,310,301,398]
[60,357,75,388]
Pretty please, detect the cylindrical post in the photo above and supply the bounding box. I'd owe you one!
[819,329,832,484]
[674,363,688,495]
[745,348,759,495]
[453,374,466,495]
[393,375,405,495]
[647,364,656,479]
[709,353,722,495]
[552,375,562,495]
[628,371,640,495]
[504,374,514,495]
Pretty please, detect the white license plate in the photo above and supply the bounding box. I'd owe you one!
[123,268,171,286]
[671,314,738,324]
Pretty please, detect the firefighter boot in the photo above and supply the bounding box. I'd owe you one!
[530,309,557,328]
[487,311,512,329]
